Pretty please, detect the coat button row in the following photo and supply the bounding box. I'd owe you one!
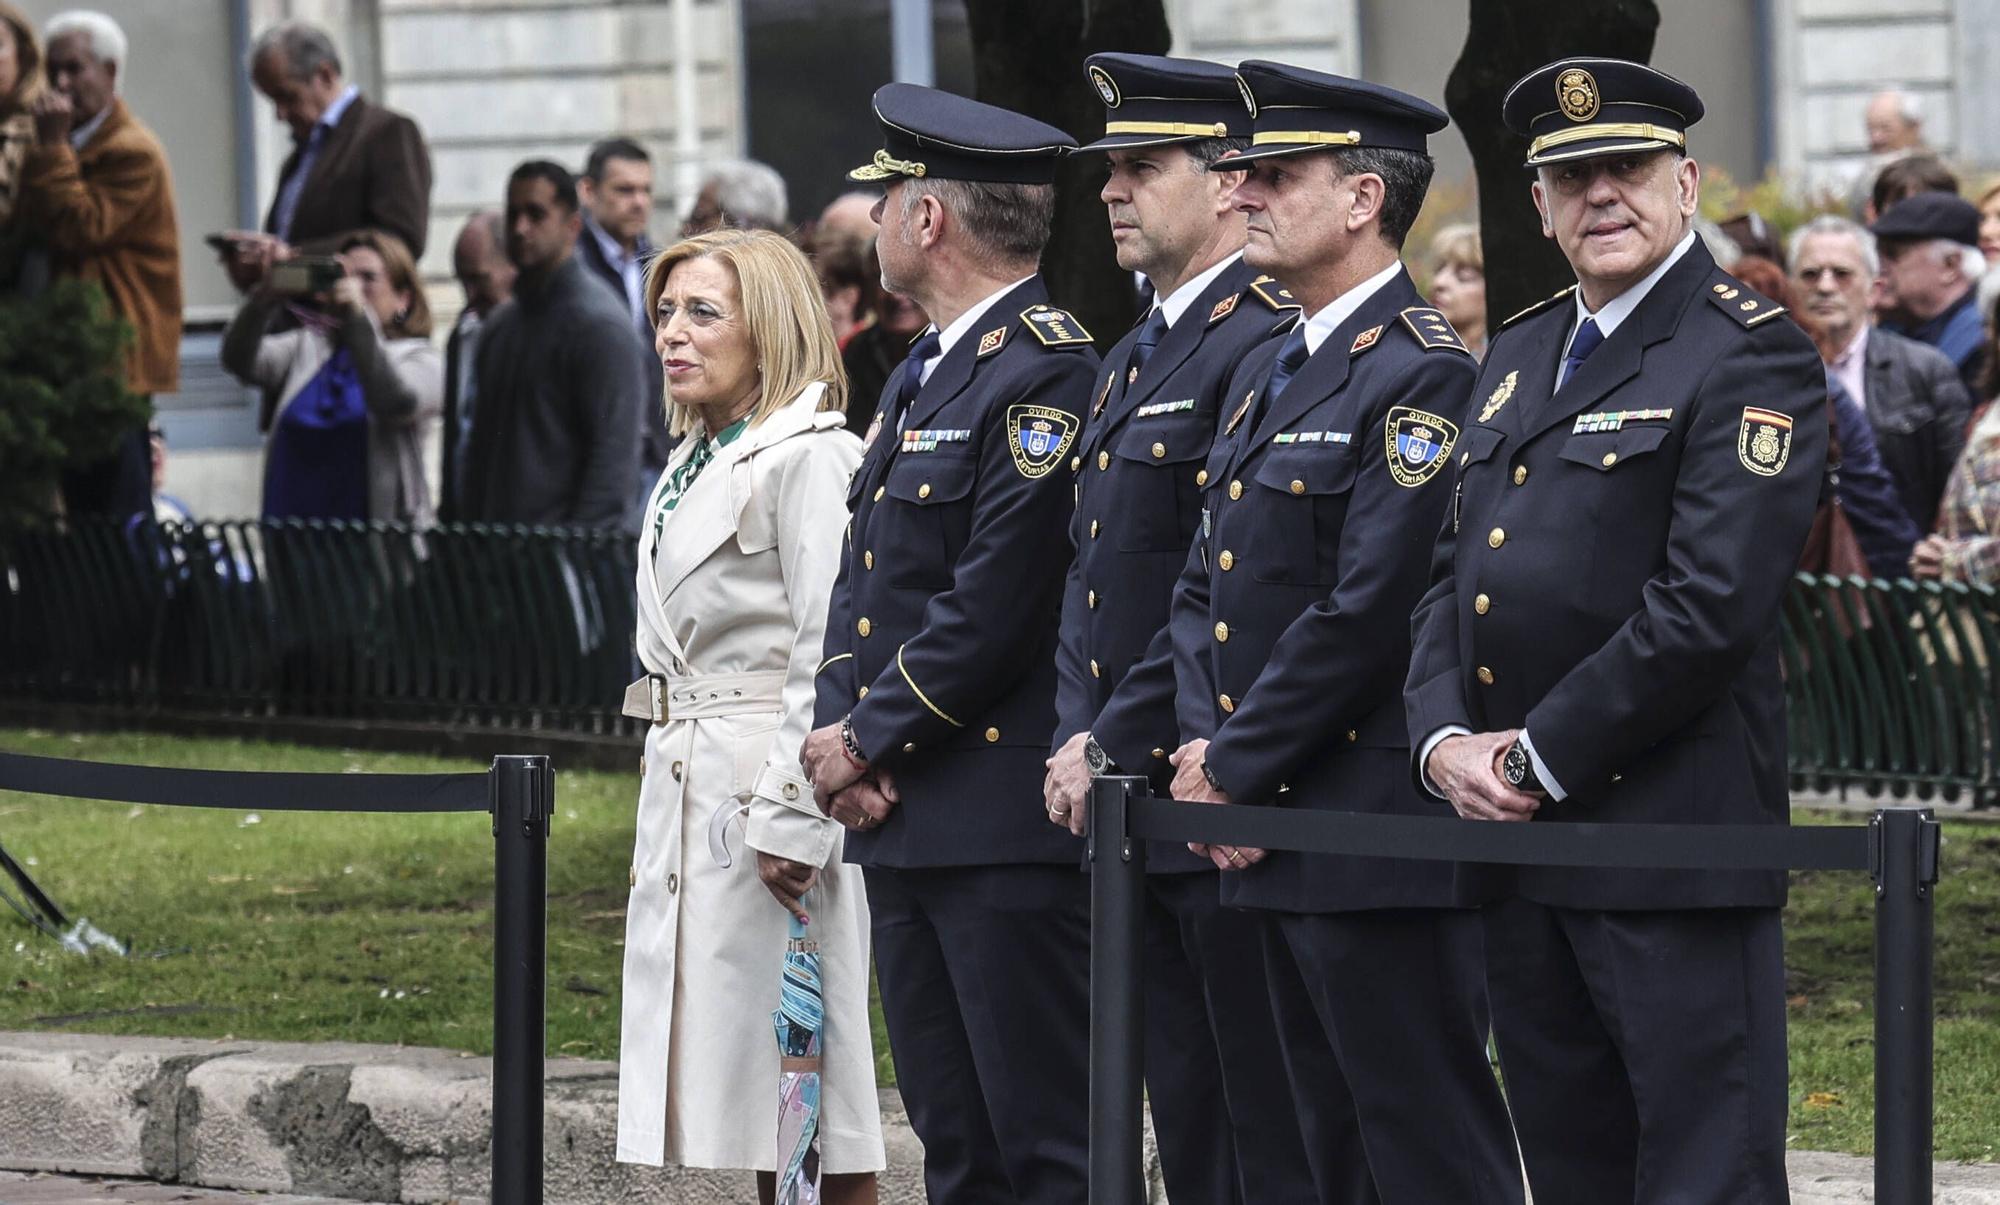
[1071,455,1081,472]
[1214,621,1229,643]
[918,483,932,498]
[864,550,874,570]
[1218,693,1235,713]
[1218,550,1234,571]
[1087,590,1098,608]
[1290,479,1306,495]
[1476,666,1495,685]
[1100,451,1111,470]
[986,727,1000,742]
[874,485,885,501]
[858,617,872,637]
[1514,465,1528,485]
[1196,469,1210,486]
[1090,659,1101,678]
[1090,520,1100,538]
[1229,480,1243,500]
[1474,593,1491,615]
[1488,527,1506,549]
[858,685,869,698]
[1152,443,1167,459]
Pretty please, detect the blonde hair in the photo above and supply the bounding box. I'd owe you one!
[1430,222,1483,275]
[644,228,848,438]
[1978,177,2000,212]
[0,3,45,115]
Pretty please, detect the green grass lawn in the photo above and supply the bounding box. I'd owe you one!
[0,727,1994,1160]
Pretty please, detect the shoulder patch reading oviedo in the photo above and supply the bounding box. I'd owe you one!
[1008,404,1080,479]
[1020,306,1093,348]
[1707,279,1788,328]
[1246,276,1300,311]
[1738,406,1793,476]
[1400,306,1470,353]
[1386,405,1459,487]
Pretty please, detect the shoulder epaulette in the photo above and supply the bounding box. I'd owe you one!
[1398,306,1471,354]
[1704,278,1789,328]
[1246,275,1301,312]
[1020,305,1093,348]
[1498,284,1577,331]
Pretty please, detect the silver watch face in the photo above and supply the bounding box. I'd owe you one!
[1085,739,1109,775]
[1503,743,1528,786]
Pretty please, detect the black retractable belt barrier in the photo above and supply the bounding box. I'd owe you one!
[1086,776,1937,1205]
[0,750,550,1205]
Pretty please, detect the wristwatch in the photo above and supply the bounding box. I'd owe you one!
[1502,738,1545,795]
[1084,734,1117,776]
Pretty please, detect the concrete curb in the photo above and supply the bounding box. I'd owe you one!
[0,1032,1992,1203]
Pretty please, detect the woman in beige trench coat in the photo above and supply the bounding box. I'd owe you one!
[615,229,883,1198]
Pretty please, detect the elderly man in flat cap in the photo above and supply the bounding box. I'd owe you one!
[1407,57,1827,1204]
[797,83,1101,1202]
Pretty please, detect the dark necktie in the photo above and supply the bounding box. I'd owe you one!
[1263,325,1311,404]
[892,329,943,429]
[1128,307,1170,379]
[1559,317,1605,391]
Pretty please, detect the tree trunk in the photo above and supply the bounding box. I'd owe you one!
[964,0,1170,351]
[1445,1,1660,324]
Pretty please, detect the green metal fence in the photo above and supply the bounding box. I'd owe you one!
[3,524,1996,804]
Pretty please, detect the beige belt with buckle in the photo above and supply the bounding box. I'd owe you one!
[622,669,787,724]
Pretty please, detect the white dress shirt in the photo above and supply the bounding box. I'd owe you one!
[1154,251,1242,329]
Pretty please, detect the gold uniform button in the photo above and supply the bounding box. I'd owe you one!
[1152,748,1167,759]
[864,550,875,570]
[1601,452,1618,468]
[1218,693,1235,713]
[1214,621,1229,643]
[1513,465,1528,486]
[1290,479,1306,495]
[874,485,885,502]
[1476,666,1495,686]
[1218,550,1235,571]
[1346,730,1358,742]
[1099,450,1111,470]
[1090,520,1100,538]
[1071,455,1081,472]
[1090,659,1101,678]
[1488,527,1506,549]
[1474,593,1491,615]
[857,685,869,698]
[985,727,1001,743]
[1460,451,1469,468]
[903,742,917,754]
[918,482,932,499]
[1196,469,1210,486]
[1229,480,1243,500]
[1152,442,1167,459]
[857,617,872,637]
[1087,590,1098,608]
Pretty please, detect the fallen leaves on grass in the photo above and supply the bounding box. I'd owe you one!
[1804,1091,1844,1109]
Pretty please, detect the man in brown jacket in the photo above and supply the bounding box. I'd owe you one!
[26,10,182,521]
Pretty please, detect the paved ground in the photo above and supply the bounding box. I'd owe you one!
[0,1172,375,1203]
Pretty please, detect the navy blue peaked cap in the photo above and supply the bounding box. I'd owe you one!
[1219,60,1447,168]
[849,83,1077,186]
[1078,53,1246,152]
[1502,57,1704,168]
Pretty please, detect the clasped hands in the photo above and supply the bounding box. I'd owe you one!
[800,722,899,833]
[1425,728,1542,822]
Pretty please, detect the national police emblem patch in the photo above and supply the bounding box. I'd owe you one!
[1738,406,1793,476]
[1385,406,1459,488]
[1008,404,1079,479]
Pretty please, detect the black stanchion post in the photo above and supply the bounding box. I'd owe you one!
[491,755,551,1205]
[1088,774,1148,1205]
[1872,807,1939,1205]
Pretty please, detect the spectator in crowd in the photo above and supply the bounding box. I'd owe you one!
[1869,153,1956,226]
[1852,89,1929,218]
[1791,213,1971,531]
[0,2,43,286]
[614,226,882,1198]
[1975,177,2000,262]
[816,188,878,244]
[1873,191,1989,394]
[440,209,512,520]
[1718,209,1782,263]
[145,421,190,525]
[1911,397,2000,586]
[1733,254,1918,578]
[1425,221,1487,359]
[1976,287,2000,432]
[810,226,876,346]
[459,160,645,529]
[218,20,431,289]
[221,230,443,526]
[681,158,787,235]
[576,136,673,493]
[26,9,181,524]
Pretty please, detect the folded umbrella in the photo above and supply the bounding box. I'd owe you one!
[773,910,824,1203]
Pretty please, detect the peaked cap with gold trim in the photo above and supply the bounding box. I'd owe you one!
[1217,60,1447,168]
[1077,53,1246,152]
[1502,57,1704,168]
[849,83,1076,185]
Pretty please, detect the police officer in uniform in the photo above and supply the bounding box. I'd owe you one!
[1157,61,1523,1204]
[1041,52,1315,1205]
[798,84,1101,1202]
[1406,60,1826,1204]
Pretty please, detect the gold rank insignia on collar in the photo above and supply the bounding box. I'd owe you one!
[1479,370,1518,423]
[1246,276,1299,310]
[1399,306,1469,353]
[1499,284,1577,331]
[977,326,1007,357]
[1706,280,1790,328]
[1093,370,1115,417]
[1208,293,1241,324]
[1350,324,1384,355]
[1225,388,1255,435]
[1021,305,1094,347]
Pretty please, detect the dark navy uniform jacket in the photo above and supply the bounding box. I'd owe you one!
[814,276,1100,868]
[1103,266,1477,912]
[1404,240,1827,911]
[1053,257,1296,811]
